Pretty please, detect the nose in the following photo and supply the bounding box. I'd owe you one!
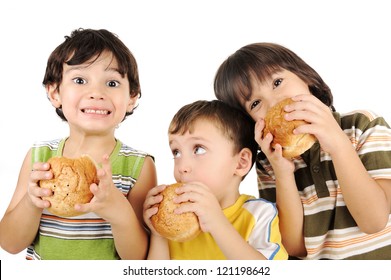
[176,159,192,175]
[87,84,106,100]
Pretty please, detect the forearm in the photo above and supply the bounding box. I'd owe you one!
[211,218,267,260]
[0,194,42,254]
[331,138,390,232]
[147,234,170,260]
[110,201,148,259]
[275,174,306,256]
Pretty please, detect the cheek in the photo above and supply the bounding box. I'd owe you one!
[249,109,266,122]
[203,160,232,179]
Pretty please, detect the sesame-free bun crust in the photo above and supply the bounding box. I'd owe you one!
[39,155,98,217]
[263,98,317,159]
[151,183,201,242]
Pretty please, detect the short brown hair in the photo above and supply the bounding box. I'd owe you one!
[169,100,258,168]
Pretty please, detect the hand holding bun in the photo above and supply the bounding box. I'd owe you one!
[151,183,201,242]
[39,155,98,217]
[263,98,316,159]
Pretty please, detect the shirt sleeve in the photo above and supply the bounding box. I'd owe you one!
[345,110,391,179]
[243,199,288,260]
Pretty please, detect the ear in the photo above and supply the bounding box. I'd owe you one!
[234,148,253,177]
[46,84,61,108]
[126,93,139,112]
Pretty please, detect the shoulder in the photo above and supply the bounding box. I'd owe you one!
[243,197,278,218]
[112,140,156,179]
[31,138,64,163]
[339,110,390,127]
[117,140,154,159]
[334,110,391,134]
[32,138,63,149]
[341,109,380,121]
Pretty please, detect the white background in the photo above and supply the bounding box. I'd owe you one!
[0,0,390,271]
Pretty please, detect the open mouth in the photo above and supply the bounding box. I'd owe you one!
[81,109,111,115]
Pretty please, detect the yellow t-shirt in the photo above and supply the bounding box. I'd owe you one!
[168,194,288,260]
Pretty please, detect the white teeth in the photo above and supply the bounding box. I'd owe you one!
[83,109,109,115]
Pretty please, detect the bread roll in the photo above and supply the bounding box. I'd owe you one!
[151,183,201,242]
[263,98,316,159]
[39,155,98,217]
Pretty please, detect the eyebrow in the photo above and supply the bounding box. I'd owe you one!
[169,135,212,147]
[64,64,121,75]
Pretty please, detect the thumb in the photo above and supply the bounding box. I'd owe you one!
[74,201,92,214]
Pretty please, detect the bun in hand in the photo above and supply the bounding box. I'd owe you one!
[151,183,201,242]
[263,98,316,159]
[39,155,98,217]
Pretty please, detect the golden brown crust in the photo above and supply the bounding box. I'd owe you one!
[150,183,201,242]
[39,155,98,217]
[263,98,317,159]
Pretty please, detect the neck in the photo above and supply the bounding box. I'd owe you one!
[220,188,241,209]
[62,134,117,163]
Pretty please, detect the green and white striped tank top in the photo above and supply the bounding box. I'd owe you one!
[26,138,151,260]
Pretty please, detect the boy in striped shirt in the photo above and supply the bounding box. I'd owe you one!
[0,29,157,259]
[214,42,391,259]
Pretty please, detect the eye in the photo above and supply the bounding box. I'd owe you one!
[273,78,283,88]
[72,77,86,85]
[107,80,120,87]
[194,145,206,155]
[250,100,261,111]
[172,149,181,159]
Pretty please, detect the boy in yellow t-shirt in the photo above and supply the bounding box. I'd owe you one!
[143,100,288,260]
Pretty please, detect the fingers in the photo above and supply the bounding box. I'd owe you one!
[74,202,90,213]
[28,185,51,209]
[144,206,158,222]
[143,185,166,231]
[32,161,51,172]
[173,182,209,206]
[285,96,334,137]
[149,184,167,197]
[144,185,165,209]
[96,154,111,187]
[287,95,329,117]
[28,162,53,208]
[254,118,265,145]
[89,154,113,200]
[143,184,166,216]
[31,162,52,182]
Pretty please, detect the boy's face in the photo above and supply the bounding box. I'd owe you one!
[48,51,137,135]
[242,69,311,122]
[169,119,242,199]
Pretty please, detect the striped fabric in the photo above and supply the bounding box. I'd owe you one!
[168,194,288,260]
[257,110,391,259]
[26,138,150,260]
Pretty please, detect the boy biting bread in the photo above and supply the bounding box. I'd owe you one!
[214,42,391,259]
[143,100,288,260]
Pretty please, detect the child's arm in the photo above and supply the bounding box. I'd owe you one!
[0,149,52,253]
[255,119,306,257]
[289,94,391,233]
[175,183,267,259]
[209,215,268,259]
[76,155,156,259]
[325,136,391,232]
[147,234,170,259]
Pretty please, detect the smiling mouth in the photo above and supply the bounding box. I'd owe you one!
[82,109,111,115]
